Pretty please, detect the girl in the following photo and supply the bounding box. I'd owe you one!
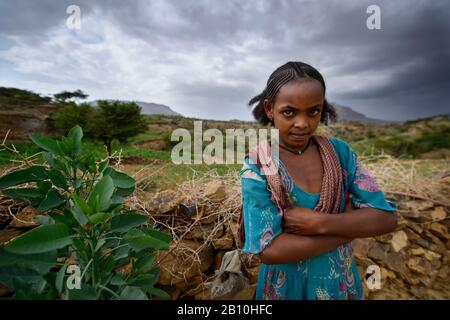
[240,61,398,300]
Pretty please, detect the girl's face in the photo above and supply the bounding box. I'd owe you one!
[263,79,324,148]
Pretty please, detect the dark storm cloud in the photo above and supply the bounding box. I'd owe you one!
[0,0,449,121]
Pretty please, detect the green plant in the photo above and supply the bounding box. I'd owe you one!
[0,126,171,300]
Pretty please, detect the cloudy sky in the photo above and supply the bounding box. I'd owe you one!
[1,0,449,121]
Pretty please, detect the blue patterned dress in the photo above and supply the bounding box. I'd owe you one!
[240,136,397,300]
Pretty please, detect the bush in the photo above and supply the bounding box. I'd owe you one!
[0,126,171,300]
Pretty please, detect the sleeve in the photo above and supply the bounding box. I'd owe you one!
[239,157,283,254]
[346,145,398,212]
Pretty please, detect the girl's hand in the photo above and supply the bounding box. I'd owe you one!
[282,206,326,235]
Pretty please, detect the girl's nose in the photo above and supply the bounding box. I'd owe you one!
[293,117,309,130]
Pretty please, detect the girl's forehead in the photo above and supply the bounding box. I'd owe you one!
[275,79,324,108]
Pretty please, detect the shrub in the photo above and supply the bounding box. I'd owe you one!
[0,126,171,300]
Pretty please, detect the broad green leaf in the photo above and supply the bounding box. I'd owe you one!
[30,134,62,155]
[110,273,127,286]
[124,230,169,251]
[4,223,72,254]
[110,213,148,233]
[0,265,48,292]
[68,207,88,226]
[113,186,135,198]
[36,180,52,193]
[141,227,172,243]
[68,125,83,156]
[59,137,73,155]
[0,166,47,188]
[119,286,148,300]
[55,264,68,293]
[129,273,156,287]
[103,167,135,189]
[72,193,92,215]
[48,210,74,225]
[134,253,156,273]
[89,212,112,225]
[37,189,66,211]
[66,284,98,300]
[1,187,45,207]
[147,287,170,299]
[36,215,55,225]
[0,247,57,274]
[46,169,68,191]
[87,175,114,212]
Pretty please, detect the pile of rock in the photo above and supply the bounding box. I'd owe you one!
[354,199,449,299]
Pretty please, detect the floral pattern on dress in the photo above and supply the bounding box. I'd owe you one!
[336,244,359,300]
[262,269,286,300]
[353,159,381,192]
[260,227,274,251]
[316,288,333,300]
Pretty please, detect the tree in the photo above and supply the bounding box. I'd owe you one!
[53,89,88,104]
[51,102,96,132]
[89,100,148,156]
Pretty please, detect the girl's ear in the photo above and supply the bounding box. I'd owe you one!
[263,99,274,119]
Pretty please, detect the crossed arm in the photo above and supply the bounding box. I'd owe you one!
[259,197,398,264]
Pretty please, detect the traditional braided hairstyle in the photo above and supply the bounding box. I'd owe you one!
[249,61,337,126]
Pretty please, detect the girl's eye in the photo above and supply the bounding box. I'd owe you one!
[282,110,293,117]
[310,109,321,116]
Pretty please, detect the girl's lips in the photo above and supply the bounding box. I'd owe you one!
[289,133,309,140]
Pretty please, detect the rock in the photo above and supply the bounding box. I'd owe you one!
[352,238,374,261]
[405,221,423,234]
[390,230,408,252]
[158,240,213,286]
[404,227,422,242]
[384,251,409,280]
[0,229,26,244]
[410,247,426,256]
[431,206,447,220]
[428,223,449,240]
[421,231,448,255]
[175,275,204,292]
[146,190,182,214]
[212,225,235,250]
[245,266,260,285]
[240,252,261,269]
[178,199,200,220]
[395,216,408,230]
[214,251,226,271]
[195,206,219,224]
[367,243,389,262]
[400,200,435,212]
[375,233,393,244]
[407,257,432,275]
[185,223,224,241]
[409,247,441,261]
[8,206,41,228]
[437,265,449,280]
[423,250,442,261]
[380,267,396,281]
[204,180,227,202]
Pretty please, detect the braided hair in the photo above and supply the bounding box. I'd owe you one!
[249,61,337,126]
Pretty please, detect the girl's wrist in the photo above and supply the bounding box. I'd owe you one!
[316,213,335,235]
